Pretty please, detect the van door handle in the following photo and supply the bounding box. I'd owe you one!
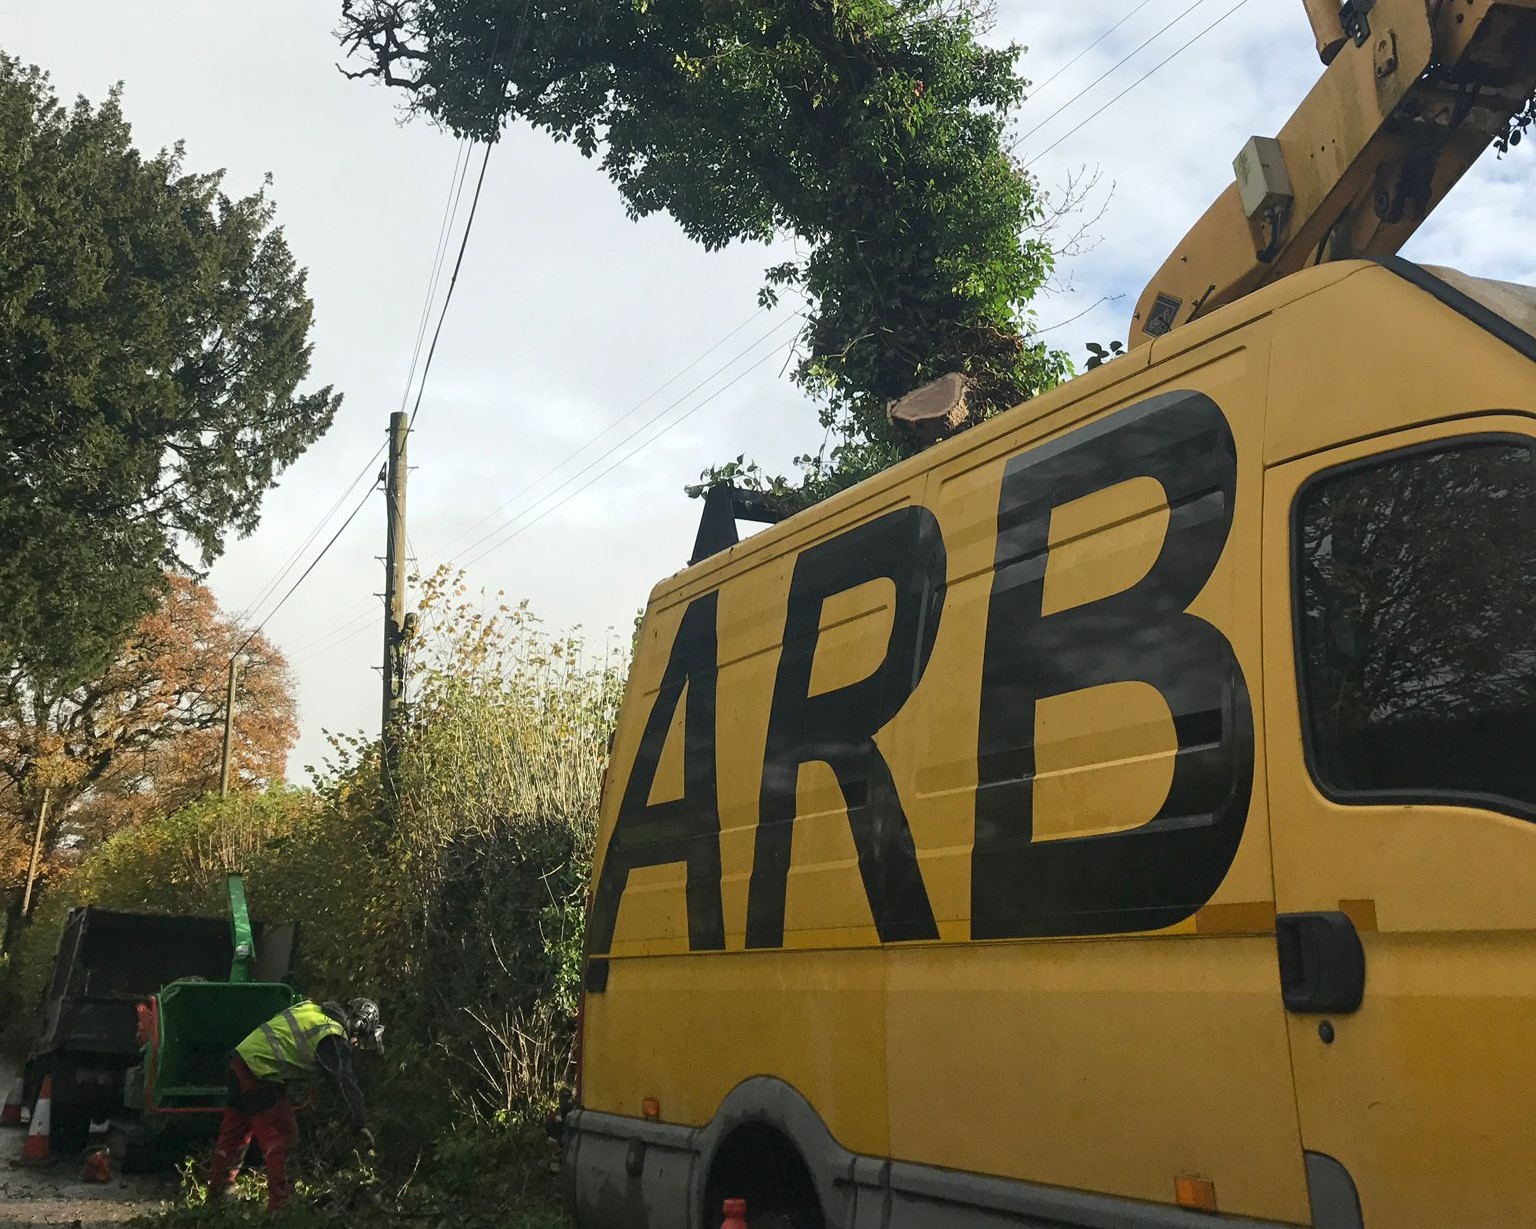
[1275,912,1365,1014]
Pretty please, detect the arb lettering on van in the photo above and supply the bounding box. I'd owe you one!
[590,390,1254,953]
[588,591,727,956]
[747,506,946,948]
[972,391,1252,938]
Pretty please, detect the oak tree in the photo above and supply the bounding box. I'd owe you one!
[0,56,341,682]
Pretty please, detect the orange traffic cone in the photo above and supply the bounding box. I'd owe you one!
[19,1075,54,1166]
[0,1075,24,1127]
[81,1147,112,1183]
[722,1197,749,1229]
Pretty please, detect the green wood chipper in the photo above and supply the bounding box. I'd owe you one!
[114,874,299,1167]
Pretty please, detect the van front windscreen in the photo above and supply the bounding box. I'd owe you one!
[1297,437,1536,821]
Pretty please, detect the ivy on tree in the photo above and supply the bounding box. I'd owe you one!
[0,56,341,683]
[338,0,1069,504]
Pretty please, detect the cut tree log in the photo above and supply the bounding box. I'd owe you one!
[887,372,973,447]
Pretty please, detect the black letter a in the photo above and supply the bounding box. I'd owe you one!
[589,593,725,955]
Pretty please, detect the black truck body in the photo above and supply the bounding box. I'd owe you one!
[24,904,298,1155]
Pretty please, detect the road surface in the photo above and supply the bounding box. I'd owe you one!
[1,1059,173,1227]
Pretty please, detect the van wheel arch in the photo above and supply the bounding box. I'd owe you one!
[694,1078,851,1229]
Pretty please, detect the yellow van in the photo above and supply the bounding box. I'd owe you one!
[562,257,1536,1229]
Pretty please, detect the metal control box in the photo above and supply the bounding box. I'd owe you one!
[1234,134,1295,220]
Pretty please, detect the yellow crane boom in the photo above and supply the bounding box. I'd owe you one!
[1129,0,1536,345]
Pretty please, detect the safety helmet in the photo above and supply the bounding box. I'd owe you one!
[322,997,386,1055]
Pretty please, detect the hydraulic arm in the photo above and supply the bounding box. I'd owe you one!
[1129,0,1536,345]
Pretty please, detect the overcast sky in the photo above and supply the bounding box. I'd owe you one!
[7,2,1534,779]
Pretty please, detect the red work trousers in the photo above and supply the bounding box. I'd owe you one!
[208,1057,299,1211]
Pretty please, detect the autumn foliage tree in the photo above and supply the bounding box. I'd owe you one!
[0,575,297,897]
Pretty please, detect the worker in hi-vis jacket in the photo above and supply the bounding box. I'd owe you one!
[208,997,383,1210]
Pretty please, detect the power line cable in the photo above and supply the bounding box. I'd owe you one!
[405,0,539,432]
[1026,0,1158,101]
[173,473,379,731]
[400,141,473,417]
[289,605,380,667]
[231,479,380,660]
[308,330,799,664]
[233,134,470,637]
[284,6,540,668]
[457,334,798,573]
[427,305,771,560]
[1036,294,1122,334]
[443,314,801,568]
[288,603,380,665]
[1031,0,1257,161]
[406,142,494,431]
[1011,0,1213,151]
[234,450,381,625]
[286,306,785,653]
[219,16,531,687]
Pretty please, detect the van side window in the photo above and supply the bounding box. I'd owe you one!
[1296,438,1536,819]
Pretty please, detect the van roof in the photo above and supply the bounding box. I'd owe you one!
[648,259,1375,608]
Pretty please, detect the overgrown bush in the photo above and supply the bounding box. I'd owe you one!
[6,787,320,1008]
[11,576,623,1226]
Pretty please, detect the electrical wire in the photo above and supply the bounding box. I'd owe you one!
[1031,0,1257,162]
[299,332,799,664]
[406,142,494,431]
[283,5,539,672]
[404,0,538,431]
[233,447,384,625]
[426,305,770,561]
[289,605,380,667]
[1035,294,1122,334]
[456,334,799,573]
[223,11,536,691]
[1025,0,1158,101]
[400,141,473,417]
[231,132,470,643]
[231,479,380,660]
[443,313,802,568]
[288,605,380,666]
[293,302,787,651]
[1011,0,1213,152]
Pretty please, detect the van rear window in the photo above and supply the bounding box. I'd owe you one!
[1297,438,1536,820]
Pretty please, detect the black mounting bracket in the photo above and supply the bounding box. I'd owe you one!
[689,485,789,566]
[1340,0,1375,47]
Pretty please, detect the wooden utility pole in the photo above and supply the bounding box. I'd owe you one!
[21,789,51,918]
[219,656,241,797]
[382,411,409,759]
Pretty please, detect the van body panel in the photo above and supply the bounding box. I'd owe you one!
[1263,266,1536,465]
[582,950,893,1156]
[876,331,1310,1222]
[571,261,1536,1228]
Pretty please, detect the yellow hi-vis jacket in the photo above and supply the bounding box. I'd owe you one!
[236,1000,347,1084]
